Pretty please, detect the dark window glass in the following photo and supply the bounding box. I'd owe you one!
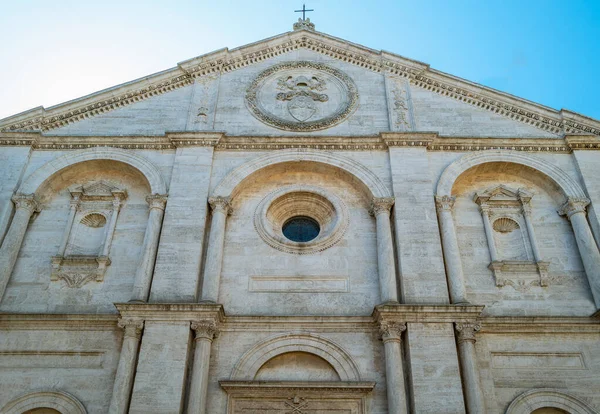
[282,216,320,242]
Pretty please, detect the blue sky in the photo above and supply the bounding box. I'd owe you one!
[1,0,598,120]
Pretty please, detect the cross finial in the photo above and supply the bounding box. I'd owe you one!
[294,4,314,21]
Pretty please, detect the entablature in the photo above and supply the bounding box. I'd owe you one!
[3,131,598,152]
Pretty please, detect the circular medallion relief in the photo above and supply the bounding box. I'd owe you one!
[245,61,359,131]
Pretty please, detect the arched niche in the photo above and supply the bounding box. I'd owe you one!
[254,351,341,381]
[3,152,161,308]
[230,332,361,381]
[436,150,586,200]
[211,148,392,201]
[1,390,87,414]
[506,388,596,414]
[434,150,597,310]
[19,147,167,196]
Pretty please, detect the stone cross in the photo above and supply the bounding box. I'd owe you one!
[294,3,314,20]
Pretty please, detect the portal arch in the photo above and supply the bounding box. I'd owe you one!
[1,390,87,414]
[230,332,361,381]
[19,147,167,195]
[506,388,596,414]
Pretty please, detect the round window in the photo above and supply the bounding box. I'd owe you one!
[282,216,320,243]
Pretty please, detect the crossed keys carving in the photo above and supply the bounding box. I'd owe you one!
[284,395,308,414]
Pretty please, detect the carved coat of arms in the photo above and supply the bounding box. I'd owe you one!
[276,75,328,122]
[245,61,358,132]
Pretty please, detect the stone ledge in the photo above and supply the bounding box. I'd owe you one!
[114,302,224,323]
[1,131,595,153]
[0,313,118,331]
[219,380,376,393]
[480,316,600,334]
[373,303,485,323]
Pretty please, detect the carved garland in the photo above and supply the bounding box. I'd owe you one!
[245,61,359,132]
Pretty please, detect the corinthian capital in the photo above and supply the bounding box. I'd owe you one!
[559,197,590,219]
[455,322,480,344]
[435,195,455,213]
[369,197,395,216]
[118,318,144,339]
[146,194,168,211]
[191,320,219,341]
[11,193,40,213]
[208,196,232,215]
[379,321,406,342]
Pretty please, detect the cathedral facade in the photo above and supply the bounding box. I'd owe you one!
[0,19,599,414]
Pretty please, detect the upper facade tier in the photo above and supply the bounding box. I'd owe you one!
[1,26,599,138]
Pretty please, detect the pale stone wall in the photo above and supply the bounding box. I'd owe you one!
[1,31,600,414]
[0,325,121,414]
[219,161,379,315]
[476,332,600,412]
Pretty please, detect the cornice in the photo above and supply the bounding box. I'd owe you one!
[373,303,485,323]
[1,30,598,137]
[114,302,225,323]
[565,134,600,150]
[219,380,376,393]
[479,316,600,334]
[0,131,593,153]
[0,313,118,331]
[222,315,374,332]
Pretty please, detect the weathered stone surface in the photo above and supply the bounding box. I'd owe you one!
[1,23,599,414]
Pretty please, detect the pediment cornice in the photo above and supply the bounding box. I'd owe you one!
[1,29,598,136]
[3,131,597,153]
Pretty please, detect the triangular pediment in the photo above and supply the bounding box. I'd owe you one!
[1,26,598,137]
[69,181,126,200]
[474,185,532,205]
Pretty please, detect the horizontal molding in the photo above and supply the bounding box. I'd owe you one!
[0,351,105,369]
[1,132,597,153]
[0,314,118,331]
[0,311,598,334]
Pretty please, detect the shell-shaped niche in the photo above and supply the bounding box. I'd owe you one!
[80,213,107,228]
[493,217,520,233]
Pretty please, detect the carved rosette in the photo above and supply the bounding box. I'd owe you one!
[146,194,168,211]
[559,197,590,219]
[190,320,219,341]
[455,322,481,344]
[118,318,144,340]
[435,195,456,213]
[379,321,406,343]
[11,193,40,213]
[208,196,232,215]
[369,197,395,216]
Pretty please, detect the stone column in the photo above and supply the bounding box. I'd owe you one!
[371,197,399,303]
[0,193,39,301]
[57,192,80,256]
[435,196,468,304]
[186,320,219,414]
[109,318,144,414]
[478,206,498,262]
[455,323,485,414]
[520,201,541,262]
[379,321,408,414]
[560,197,600,307]
[101,192,125,258]
[130,194,168,302]
[200,197,231,302]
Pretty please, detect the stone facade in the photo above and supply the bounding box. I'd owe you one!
[0,20,599,414]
